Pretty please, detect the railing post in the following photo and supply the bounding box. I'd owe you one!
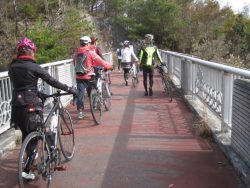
[221,71,233,132]
[181,59,192,95]
[168,55,174,76]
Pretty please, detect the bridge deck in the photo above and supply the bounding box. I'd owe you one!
[0,70,242,188]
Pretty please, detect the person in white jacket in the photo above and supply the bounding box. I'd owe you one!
[121,40,138,86]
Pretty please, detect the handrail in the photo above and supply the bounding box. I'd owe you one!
[164,50,250,78]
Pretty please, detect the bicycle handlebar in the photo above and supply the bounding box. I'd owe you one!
[38,90,74,100]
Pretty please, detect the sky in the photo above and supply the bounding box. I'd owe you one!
[217,0,250,13]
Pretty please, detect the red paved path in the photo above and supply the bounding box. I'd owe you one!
[0,70,242,188]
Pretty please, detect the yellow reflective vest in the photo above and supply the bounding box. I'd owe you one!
[139,45,163,67]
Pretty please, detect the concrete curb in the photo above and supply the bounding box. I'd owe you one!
[0,128,21,159]
[182,94,250,188]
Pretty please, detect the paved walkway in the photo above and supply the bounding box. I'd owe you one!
[0,70,243,188]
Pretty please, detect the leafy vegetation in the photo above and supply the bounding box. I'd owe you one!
[0,1,95,71]
[102,0,250,68]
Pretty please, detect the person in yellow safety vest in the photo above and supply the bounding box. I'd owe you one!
[138,34,163,96]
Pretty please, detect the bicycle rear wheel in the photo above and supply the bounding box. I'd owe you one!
[102,83,111,111]
[18,131,51,188]
[58,108,75,161]
[90,88,102,125]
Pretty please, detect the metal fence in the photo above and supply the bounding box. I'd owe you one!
[0,53,112,135]
[160,50,250,131]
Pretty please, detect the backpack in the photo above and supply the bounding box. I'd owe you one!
[74,51,89,76]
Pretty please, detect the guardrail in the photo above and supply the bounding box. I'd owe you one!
[0,52,113,135]
[160,50,250,131]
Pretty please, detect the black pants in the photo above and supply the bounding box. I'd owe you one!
[118,59,121,70]
[142,66,154,91]
[123,68,130,82]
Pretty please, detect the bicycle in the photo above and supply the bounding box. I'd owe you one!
[156,63,173,102]
[89,66,112,125]
[18,91,75,188]
[129,63,139,88]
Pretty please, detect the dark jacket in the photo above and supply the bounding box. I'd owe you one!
[8,55,69,107]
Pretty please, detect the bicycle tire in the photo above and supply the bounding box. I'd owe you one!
[132,77,136,88]
[164,79,173,102]
[18,131,51,188]
[90,88,102,125]
[58,108,75,161]
[102,83,111,111]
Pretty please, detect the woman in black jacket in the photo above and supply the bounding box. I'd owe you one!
[8,37,78,180]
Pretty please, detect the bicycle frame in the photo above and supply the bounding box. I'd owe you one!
[43,98,61,148]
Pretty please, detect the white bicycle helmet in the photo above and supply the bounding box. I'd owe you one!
[144,34,154,41]
[80,36,91,45]
[123,40,130,46]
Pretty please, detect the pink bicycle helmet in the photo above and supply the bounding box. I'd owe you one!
[17,37,37,53]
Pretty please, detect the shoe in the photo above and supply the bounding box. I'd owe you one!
[144,91,148,96]
[149,88,153,96]
[78,111,85,119]
[22,172,35,180]
[125,81,128,86]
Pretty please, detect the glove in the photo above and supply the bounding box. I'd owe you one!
[68,87,78,97]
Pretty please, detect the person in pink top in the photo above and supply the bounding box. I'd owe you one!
[73,36,113,119]
[89,37,104,59]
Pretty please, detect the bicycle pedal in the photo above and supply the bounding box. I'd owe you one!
[54,165,67,171]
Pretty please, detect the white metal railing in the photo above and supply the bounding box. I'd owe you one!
[0,52,112,135]
[160,50,250,131]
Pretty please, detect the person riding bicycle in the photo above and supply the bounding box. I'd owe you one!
[138,34,163,96]
[8,37,78,180]
[73,36,113,119]
[120,40,138,86]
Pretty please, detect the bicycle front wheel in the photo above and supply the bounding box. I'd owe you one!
[102,83,111,111]
[90,88,102,125]
[59,108,75,161]
[164,78,173,102]
[18,131,51,188]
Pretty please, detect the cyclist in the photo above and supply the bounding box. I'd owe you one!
[8,37,78,180]
[116,42,123,72]
[138,34,163,96]
[120,40,138,86]
[73,36,113,119]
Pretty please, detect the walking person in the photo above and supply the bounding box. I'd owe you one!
[116,42,123,72]
[8,37,78,180]
[90,36,112,84]
[120,40,138,86]
[73,36,113,119]
[138,34,163,96]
